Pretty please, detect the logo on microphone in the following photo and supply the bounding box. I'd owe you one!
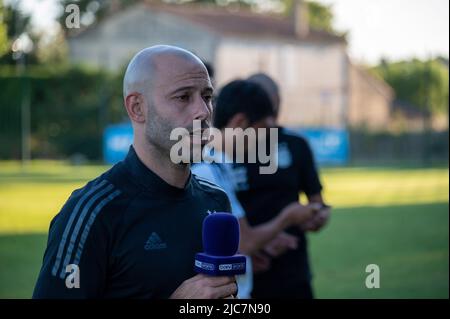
[219,263,246,271]
[195,260,215,271]
[144,232,167,250]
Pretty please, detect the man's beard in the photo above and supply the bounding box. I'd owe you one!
[145,103,211,163]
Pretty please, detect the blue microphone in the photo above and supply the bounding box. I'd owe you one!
[194,212,246,276]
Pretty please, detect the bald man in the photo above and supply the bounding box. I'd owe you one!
[33,45,237,299]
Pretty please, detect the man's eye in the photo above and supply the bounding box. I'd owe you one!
[176,95,189,101]
[203,95,213,102]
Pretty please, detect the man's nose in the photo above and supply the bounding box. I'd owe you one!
[193,95,211,121]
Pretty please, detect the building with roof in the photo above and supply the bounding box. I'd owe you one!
[68,0,394,130]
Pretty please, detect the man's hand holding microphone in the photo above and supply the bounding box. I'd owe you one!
[170,213,243,299]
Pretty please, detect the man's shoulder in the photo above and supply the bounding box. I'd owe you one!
[38,163,140,287]
[53,162,138,227]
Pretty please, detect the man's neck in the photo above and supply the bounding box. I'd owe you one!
[133,141,190,189]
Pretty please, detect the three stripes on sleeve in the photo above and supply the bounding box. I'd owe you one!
[51,179,121,279]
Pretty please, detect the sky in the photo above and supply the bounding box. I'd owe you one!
[319,0,449,64]
[13,0,450,65]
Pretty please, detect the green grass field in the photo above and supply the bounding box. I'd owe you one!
[0,161,448,298]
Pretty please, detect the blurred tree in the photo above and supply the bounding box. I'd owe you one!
[0,0,71,66]
[0,0,38,65]
[2,0,30,38]
[0,0,9,58]
[371,58,449,115]
[0,65,126,159]
[0,23,6,57]
[35,29,69,66]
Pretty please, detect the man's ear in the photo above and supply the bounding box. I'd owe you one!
[125,93,146,123]
[228,113,249,129]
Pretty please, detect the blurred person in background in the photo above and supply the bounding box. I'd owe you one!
[229,73,331,299]
[192,79,319,298]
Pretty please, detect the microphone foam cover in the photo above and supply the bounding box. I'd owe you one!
[202,212,240,256]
